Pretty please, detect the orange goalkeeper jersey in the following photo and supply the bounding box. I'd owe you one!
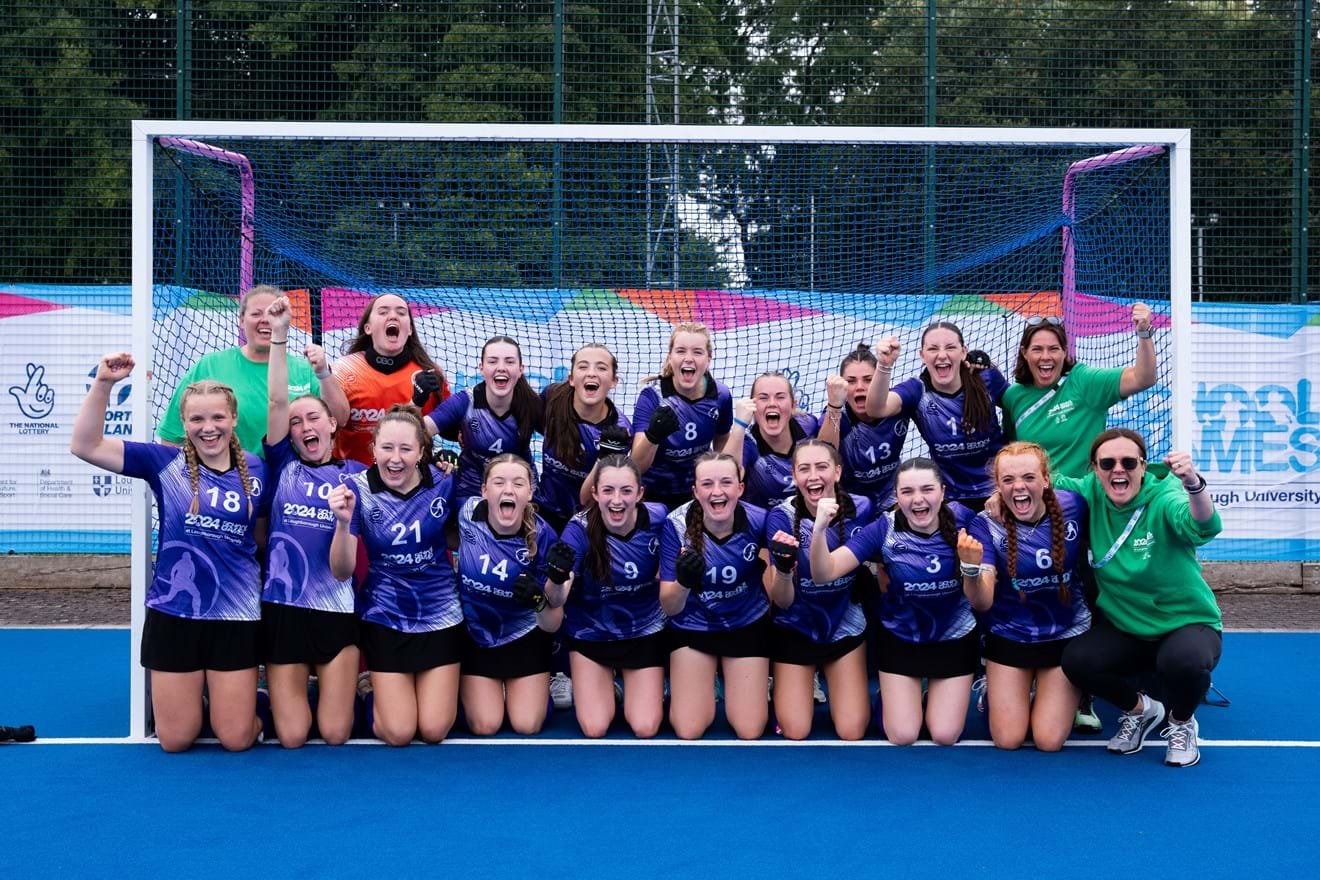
[330,351,447,465]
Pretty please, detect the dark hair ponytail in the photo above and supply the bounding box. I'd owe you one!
[543,380,581,470]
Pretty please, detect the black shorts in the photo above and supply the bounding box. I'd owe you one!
[568,631,669,670]
[670,613,772,659]
[260,601,359,666]
[771,624,867,668]
[140,608,260,673]
[983,632,1073,670]
[360,620,465,674]
[875,624,980,679]
[463,627,554,680]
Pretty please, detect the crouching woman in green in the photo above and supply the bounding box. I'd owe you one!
[1056,428,1222,768]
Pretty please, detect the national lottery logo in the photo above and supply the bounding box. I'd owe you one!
[9,362,55,420]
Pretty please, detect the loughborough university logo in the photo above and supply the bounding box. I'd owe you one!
[92,475,115,497]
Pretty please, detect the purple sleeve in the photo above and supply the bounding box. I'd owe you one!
[631,386,658,435]
[348,487,365,538]
[119,441,178,482]
[742,433,760,469]
[428,389,470,440]
[892,377,924,417]
[559,519,589,575]
[968,514,998,568]
[984,367,1009,404]
[746,504,769,544]
[765,505,791,540]
[843,515,888,563]
[529,521,556,581]
[714,385,734,435]
[852,494,875,525]
[658,516,682,581]
[796,412,820,437]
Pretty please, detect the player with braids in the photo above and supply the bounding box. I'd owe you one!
[865,323,1008,510]
[811,458,979,745]
[817,343,910,511]
[536,343,632,533]
[631,322,734,510]
[328,404,462,746]
[726,371,819,508]
[764,439,874,740]
[73,357,267,752]
[963,443,1090,751]
[999,304,1157,734]
[427,335,543,502]
[454,454,574,736]
[659,451,772,740]
[554,456,668,738]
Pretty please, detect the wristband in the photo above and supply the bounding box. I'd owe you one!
[315,366,332,380]
[1185,474,1207,495]
[269,339,288,346]
[733,417,750,429]
[875,364,893,374]
[826,403,843,411]
[1135,328,1153,339]
[960,563,982,579]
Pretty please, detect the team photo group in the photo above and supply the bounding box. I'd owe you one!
[71,283,1223,767]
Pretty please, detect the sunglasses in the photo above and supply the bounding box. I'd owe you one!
[1025,315,1064,327]
[1096,456,1145,471]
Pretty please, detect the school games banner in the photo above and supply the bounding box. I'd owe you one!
[1,285,1315,559]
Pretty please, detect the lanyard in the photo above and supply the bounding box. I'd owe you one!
[1016,374,1069,429]
[1088,504,1146,569]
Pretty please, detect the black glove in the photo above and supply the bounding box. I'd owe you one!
[675,548,705,594]
[0,725,35,743]
[597,423,631,457]
[644,405,681,444]
[512,572,547,612]
[966,350,992,371]
[411,369,443,406]
[545,540,576,586]
[768,538,797,574]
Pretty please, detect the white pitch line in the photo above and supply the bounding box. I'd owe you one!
[1,624,130,630]
[14,736,1320,748]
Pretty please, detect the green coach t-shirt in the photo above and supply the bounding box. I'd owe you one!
[1002,362,1124,478]
[1054,465,1222,638]
[157,347,321,457]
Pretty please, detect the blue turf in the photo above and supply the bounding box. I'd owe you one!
[3,744,1318,878]
[2,629,1315,741]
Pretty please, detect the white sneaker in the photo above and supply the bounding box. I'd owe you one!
[1161,715,1201,768]
[356,670,373,699]
[813,672,827,704]
[1107,695,1165,755]
[550,672,574,710]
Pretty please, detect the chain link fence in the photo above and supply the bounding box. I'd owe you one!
[1,1,1314,301]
